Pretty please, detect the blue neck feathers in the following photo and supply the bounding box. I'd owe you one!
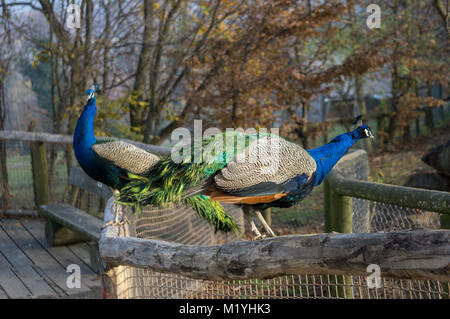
[73,98,97,168]
[307,129,362,186]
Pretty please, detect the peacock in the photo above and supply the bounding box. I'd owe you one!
[73,87,161,227]
[74,87,374,237]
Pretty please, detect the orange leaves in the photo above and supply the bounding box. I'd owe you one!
[183,0,390,133]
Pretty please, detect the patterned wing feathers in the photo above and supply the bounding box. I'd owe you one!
[92,141,160,175]
[214,136,316,193]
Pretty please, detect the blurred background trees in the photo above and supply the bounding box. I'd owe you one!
[0,0,448,152]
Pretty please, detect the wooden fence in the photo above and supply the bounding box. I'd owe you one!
[98,149,450,299]
[1,130,449,298]
[0,130,171,210]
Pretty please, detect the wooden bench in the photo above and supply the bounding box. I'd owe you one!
[39,166,112,273]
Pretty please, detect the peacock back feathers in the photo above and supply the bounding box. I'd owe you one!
[118,130,272,232]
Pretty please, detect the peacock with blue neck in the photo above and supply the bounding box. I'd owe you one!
[73,86,374,233]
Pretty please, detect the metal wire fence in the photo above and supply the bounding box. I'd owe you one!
[1,140,105,217]
[103,199,449,299]
[3,140,35,209]
[102,149,449,299]
[1,138,448,298]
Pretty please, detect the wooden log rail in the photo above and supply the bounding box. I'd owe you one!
[0,130,170,209]
[0,130,171,156]
[100,199,450,282]
[327,170,450,215]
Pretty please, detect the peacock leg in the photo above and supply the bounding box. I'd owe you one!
[102,190,129,229]
[243,206,264,240]
[255,210,276,237]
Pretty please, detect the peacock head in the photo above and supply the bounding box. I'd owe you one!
[86,83,99,102]
[355,124,374,139]
[86,88,96,102]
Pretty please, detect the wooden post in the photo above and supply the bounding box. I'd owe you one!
[441,213,450,299]
[323,179,333,233]
[30,140,49,207]
[333,193,353,234]
[45,221,91,246]
[331,192,354,298]
[88,241,101,273]
[69,186,79,207]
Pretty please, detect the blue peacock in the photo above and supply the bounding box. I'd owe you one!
[74,87,374,237]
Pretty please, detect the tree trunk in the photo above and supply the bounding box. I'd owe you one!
[425,85,436,130]
[0,4,12,211]
[0,80,11,211]
[403,123,411,140]
[130,0,153,135]
[355,76,374,152]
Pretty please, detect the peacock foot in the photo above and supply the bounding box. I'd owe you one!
[101,216,130,229]
[254,210,276,237]
[251,233,267,241]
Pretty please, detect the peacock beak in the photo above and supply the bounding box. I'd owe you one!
[86,92,95,101]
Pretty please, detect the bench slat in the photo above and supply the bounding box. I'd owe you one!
[39,204,102,241]
[69,167,113,199]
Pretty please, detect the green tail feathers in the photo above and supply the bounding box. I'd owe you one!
[185,195,239,233]
[117,131,272,233]
[118,183,239,233]
[117,170,240,233]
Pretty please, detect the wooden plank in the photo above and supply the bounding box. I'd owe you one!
[39,203,102,241]
[21,219,101,290]
[13,266,58,298]
[0,253,32,298]
[0,224,65,298]
[69,167,113,200]
[0,286,7,299]
[0,224,33,267]
[0,219,91,296]
[0,266,31,299]
[67,243,97,273]
[0,250,57,298]
[0,251,10,267]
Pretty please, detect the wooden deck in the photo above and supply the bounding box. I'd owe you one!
[0,217,102,299]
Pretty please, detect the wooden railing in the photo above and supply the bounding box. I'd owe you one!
[323,152,450,234]
[0,130,170,210]
[0,130,171,155]
[100,196,450,283]
[322,150,450,297]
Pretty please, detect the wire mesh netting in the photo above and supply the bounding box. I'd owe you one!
[3,140,35,208]
[103,199,449,299]
[108,272,448,299]
[102,149,449,299]
[1,140,105,217]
